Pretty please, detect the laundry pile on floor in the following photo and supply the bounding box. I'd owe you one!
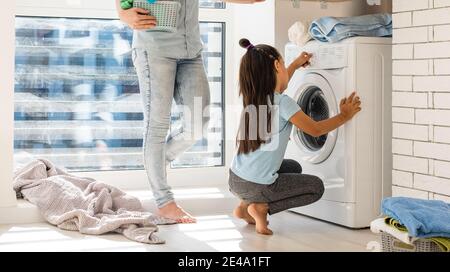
[288,13,392,46]
[371,197,450,252]
[13,159,176,244]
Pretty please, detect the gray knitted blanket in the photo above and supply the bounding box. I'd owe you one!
[13,159,175,244]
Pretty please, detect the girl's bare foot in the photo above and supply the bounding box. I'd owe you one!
[233,201,256,225]
[158,201,196,224]
[248,203,273,235]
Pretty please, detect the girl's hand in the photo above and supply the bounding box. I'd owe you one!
[119,7,157,30]
[340,92,362,121]
[293,52,313,69]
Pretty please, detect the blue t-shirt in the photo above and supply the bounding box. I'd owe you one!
[132,0,203,59]
[231,93,301,185]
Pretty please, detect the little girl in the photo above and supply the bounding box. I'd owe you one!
[230,38,361,235]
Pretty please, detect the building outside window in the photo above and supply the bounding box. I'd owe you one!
[14,1,226,172]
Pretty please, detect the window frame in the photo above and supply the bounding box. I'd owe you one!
[13,0,238,188]
[0,2,17,208]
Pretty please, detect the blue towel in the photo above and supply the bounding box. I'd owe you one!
[309,13,392,43]
[382,197,450,239]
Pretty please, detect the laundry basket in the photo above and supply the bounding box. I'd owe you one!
[133,0,180,32]
[380,232,443,252]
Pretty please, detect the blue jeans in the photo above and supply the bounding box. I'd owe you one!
[132,48,210,208]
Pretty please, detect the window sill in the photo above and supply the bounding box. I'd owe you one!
[0,185,238,225]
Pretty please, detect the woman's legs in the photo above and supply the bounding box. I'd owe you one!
[133,49,179,208]
[133,50,210,222]
[166,54,211,162]
[158,55,210,223]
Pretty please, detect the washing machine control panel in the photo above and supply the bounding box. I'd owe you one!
[309,45,348,70]
[286,42,348,70]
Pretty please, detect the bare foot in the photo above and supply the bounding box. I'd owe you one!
[158,201,196,224]
[233,201,256,225]
[248,203,273,235]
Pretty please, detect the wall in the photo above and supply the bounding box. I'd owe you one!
[229,0,277,149]
[392,0,450,202]
[0,1,17,207]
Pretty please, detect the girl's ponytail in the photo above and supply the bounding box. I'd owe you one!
[237,38,281,154]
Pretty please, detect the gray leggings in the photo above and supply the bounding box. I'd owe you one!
[229,159,325,215]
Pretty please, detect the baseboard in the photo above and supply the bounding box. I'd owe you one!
[0,200,44,224]
[0,185,239,225]
[128,186,239,215]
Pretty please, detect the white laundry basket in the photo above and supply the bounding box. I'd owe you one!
[380,232,443,252]
[133,0,180,32]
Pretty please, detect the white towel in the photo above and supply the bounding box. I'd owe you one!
[288,20,313,47]
[13,159,176,244]
[370,218,418,245]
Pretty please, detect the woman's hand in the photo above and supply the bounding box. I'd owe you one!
[293,52,313,69]
[118,7,157,30]
[339,92,362,121]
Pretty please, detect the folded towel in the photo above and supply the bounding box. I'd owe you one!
[382,197,450,239]
[309,13,392,43]
[385,217,450,252]
[288,20,313,47]
[370,217,417,245]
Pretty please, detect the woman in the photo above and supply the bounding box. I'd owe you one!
[115,0,265,223]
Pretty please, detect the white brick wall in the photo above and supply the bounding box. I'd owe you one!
[393,123,429,140]
[392,107,415,123]
[434,126,450,143]
[434,59,450,75]
[434,25,450,41]
[434,0,450,8]
[392,92,428,107]
[392,76,412,91]
[392,0,450,201]
[413,76,450,92]
[392,27,429,43]
[393,0,430,12]
[392,139,413,155]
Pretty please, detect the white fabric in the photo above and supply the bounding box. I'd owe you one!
[13,159,176,244]
[288,20,313,47]
[370,218,418,245]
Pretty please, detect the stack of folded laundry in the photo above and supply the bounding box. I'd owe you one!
[308,13,392,43]
[371,197,450,252]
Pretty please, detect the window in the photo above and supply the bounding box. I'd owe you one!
[14,17,225,172]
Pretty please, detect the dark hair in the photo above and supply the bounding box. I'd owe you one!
[237,38,282,155]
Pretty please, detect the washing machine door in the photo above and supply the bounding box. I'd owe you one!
[293,73,339,164]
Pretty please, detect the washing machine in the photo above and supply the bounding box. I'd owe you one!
[284,37,392,228]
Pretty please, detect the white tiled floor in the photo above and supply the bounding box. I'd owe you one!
[0,212,379,252]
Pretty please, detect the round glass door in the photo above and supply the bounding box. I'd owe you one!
[293,73,338,164]
[298,87,330,151]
